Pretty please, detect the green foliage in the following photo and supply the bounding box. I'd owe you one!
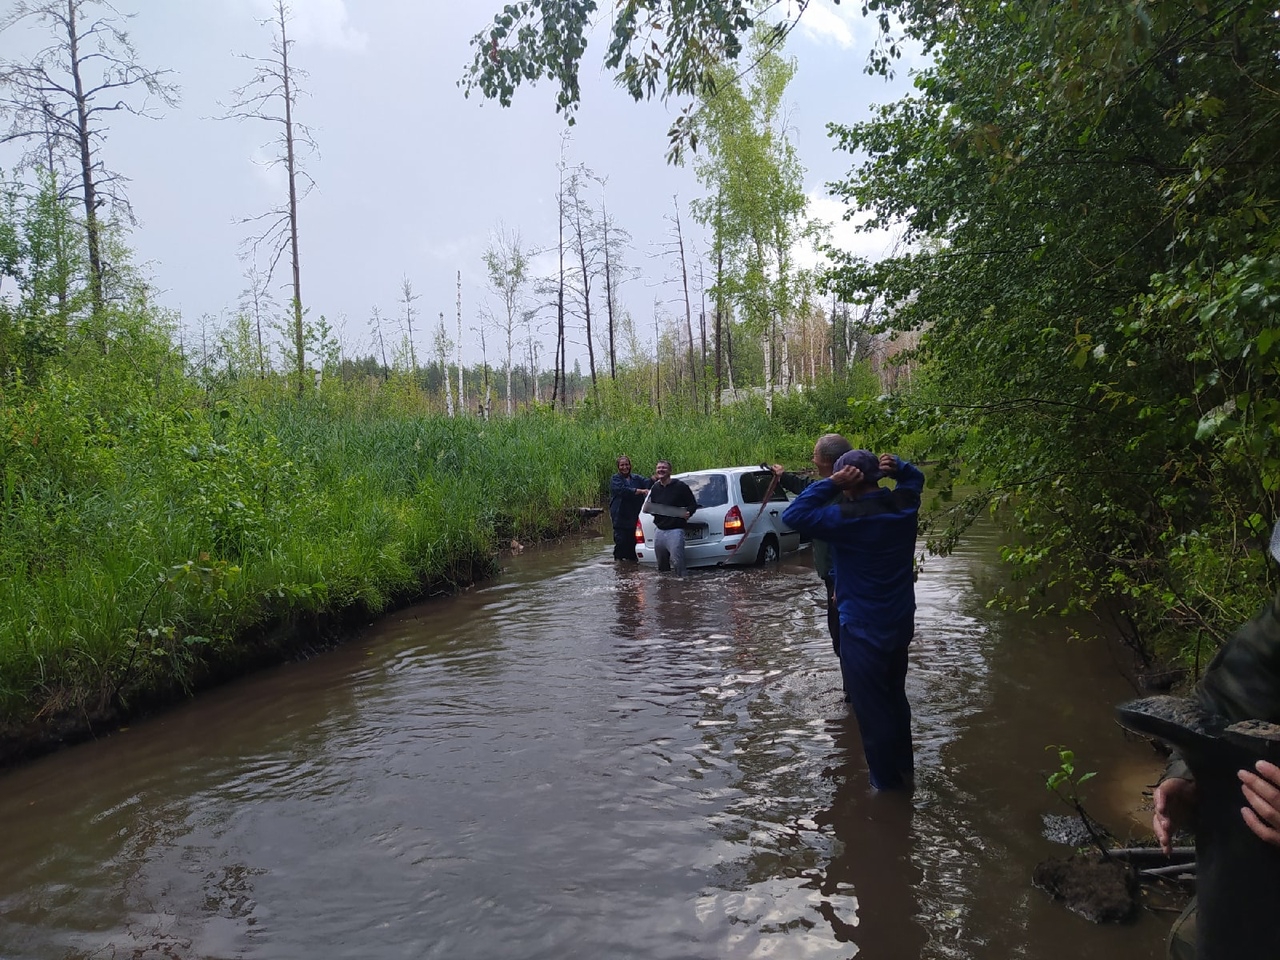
[1045,745,1097,799]
[1044,744,1112,855]
[0,340,803,728]
[0,172,87,382]
[687,35,815,399]
[823,0,1280,666]
[462,1,755,127]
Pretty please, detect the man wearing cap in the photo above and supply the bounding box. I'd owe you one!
[782,449,925,790]
[771,433,854,657]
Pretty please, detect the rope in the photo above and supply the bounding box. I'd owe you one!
[725,468,784,559]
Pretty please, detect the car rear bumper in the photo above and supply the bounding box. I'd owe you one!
[635,533,758,567]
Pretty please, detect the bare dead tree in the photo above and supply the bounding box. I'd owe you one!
[592,174,632,385]
[433,311,454,415]
[598,177,618,381]
[563,167,600,399]
[698,259,709,413]
[552,146,568,409]
[220,0,314,395]
[398,276,418,372]
[455,269,464,417]
[0,0,178,319]
[237,260,275,378]
[668,197,698,408]
[470,315,492,419]
[369,304,389,375]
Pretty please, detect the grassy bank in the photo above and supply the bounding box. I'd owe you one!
[0,368,821,762]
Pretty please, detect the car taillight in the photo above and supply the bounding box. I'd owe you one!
[724,504,744,536]
[635,520,645,544]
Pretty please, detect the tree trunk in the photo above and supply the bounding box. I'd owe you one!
[456,270,464,416]
[602,197,617,380]
[672,200,697,409]
[277,2,306,394]
[66,2,104,322]
[553,165,567,409]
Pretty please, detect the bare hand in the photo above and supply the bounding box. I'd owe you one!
[1239,760,1280,848]
[770,464,785,478]
[637,488,649,496]
[879,454,898,476]
[829,464,862,489]
[1153,777,1197,854]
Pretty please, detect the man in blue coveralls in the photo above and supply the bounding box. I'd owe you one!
[782,449,925,790]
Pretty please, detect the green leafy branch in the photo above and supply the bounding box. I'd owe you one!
[1045,745,1113,858]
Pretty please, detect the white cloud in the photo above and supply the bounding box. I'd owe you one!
[797,190,904,272]
[797,2,858,50]
[249,0,369,52]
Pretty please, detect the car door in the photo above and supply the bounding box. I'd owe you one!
[737,470,801,553]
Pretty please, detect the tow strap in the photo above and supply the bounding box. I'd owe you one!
[725,467,783,559]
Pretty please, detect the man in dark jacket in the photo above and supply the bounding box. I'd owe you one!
[783,450,925,790]
[1151,527,1280,957]
[772,433,853,655]
[608,456,650,561]
[645,459,698,577]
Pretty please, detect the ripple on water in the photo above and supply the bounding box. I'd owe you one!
[0,535,1170,960]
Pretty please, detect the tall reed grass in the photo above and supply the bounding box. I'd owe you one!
[0,374,823,737]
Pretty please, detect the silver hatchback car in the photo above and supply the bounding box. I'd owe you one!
[634,466,803,568]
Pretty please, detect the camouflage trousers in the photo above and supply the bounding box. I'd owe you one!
[1168,898,1196,960]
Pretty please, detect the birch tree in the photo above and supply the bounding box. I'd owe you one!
[689,34,807,413]
[369,303,389,375]
[551,150,568,409]
[482,225,531,417]
[433,311,454,415]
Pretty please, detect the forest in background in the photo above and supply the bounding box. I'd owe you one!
[0,2,905,753]
[471,0,1280,677]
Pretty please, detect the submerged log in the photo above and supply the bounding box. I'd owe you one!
[1032,854,1137,923]
[1116,695,1280,960]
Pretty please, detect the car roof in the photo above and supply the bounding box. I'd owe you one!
[674,466,771,478]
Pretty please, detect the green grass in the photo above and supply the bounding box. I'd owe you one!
[0,376,828,732]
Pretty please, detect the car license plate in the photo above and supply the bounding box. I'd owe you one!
[687,523,708,542]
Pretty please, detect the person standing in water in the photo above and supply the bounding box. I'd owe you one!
[783,450,925,790]
[608,455,650,562]
[646,460,698,577]
[771,433,854,657]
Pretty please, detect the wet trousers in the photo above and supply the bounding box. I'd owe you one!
[1168,898,1196,960]
[653,527,688,577]
[824,575,840,657]
[613,525,638,561]
[839,627,914,790]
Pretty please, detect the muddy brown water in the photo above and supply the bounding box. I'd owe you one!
[1,523,1174,959]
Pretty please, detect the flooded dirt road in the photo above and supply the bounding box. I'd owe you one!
[0,524,1172,959]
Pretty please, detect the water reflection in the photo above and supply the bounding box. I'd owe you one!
[815,722,926,957]
[0,533,1170,960]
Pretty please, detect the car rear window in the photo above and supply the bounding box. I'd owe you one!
[684,473,728,508]
[740,472,789,504]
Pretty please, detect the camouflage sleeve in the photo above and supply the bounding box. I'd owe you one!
[1163,590,1280,783]
[776,472,812,497]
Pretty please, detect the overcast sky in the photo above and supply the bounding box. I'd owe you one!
[1,0,920,368]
